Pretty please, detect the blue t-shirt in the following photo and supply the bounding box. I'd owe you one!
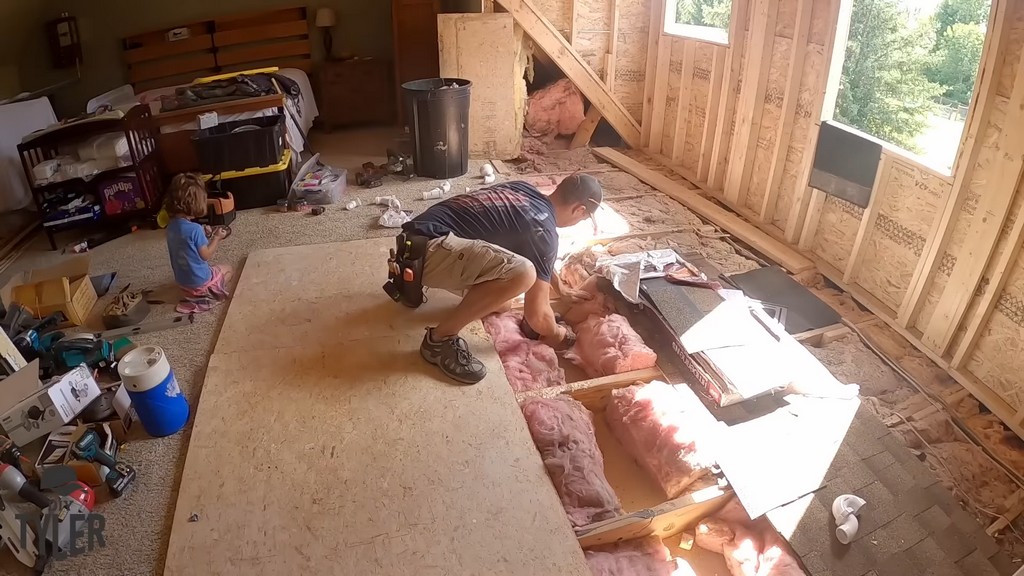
[166,218,212,289]
[402,181,558,281]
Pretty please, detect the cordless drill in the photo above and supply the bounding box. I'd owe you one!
[70,430,136,498]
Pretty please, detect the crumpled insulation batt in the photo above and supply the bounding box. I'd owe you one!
[520,396,623,527]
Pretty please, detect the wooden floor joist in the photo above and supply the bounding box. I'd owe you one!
[515,366,666,405]
[576,486,732,548]
[592,148,814,274]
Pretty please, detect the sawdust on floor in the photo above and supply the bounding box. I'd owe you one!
[516,135,601,173]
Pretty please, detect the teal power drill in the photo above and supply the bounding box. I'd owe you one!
[70,430,136,498]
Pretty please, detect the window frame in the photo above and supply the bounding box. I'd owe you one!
[824,0,994,178]
[662,0,732,46]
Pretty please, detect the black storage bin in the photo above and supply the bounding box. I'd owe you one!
[205,150,293,210]
[402,78,471,179]
[192,115,286,174]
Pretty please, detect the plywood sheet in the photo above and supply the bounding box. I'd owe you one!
[771,46,824,231]
[745,36,792,215]
[855,159,950,310]
[164,239,590,576]
[439,14,528,159]
[811,195,862,272]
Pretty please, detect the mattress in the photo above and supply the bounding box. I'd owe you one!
[137,68,319,154]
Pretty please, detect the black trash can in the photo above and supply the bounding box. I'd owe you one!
[402,78,472,179]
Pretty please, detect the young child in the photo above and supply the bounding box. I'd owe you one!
[165,173,231,314]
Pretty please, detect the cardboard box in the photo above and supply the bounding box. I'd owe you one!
[35,423,119,487]
[0,255,97,326]
[0,361,102,446]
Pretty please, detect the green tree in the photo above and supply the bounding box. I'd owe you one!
[836,0,942,153]
[676,0,731,29]
[928,22,986,105]
[933,0,988,37]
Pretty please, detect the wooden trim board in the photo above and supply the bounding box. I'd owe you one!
[497,0,641,147]
[593,148,814,273]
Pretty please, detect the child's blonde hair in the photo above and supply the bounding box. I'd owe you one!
[165,173,208,218]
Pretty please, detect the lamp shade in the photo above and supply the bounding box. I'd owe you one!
[315,8,337,27]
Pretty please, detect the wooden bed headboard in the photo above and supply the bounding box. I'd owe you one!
[122,6,312,92]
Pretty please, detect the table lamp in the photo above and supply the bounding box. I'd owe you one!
[315,8,337,59]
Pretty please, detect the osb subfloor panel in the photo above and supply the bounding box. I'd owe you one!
[162,238,590,576]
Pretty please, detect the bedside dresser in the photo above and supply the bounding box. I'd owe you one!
[317,58,395,129]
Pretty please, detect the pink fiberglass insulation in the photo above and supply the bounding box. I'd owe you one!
[695,499,806,576]
[584,536,692,576]
[525,78,586,142]
[563,275,617,327]
[482,312,566,392]
[566,314,658,378]
[604,381,717,499]
[520,396,622,527]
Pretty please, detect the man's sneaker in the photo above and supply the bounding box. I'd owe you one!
[420,328,488,385]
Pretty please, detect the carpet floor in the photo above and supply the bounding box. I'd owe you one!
[0,127,507,576]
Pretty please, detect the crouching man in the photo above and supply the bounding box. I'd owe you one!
[391,174,603,384]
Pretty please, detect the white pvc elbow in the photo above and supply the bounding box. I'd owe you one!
[832,495,867,544]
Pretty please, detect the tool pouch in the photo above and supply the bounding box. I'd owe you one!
[385,232,429,308]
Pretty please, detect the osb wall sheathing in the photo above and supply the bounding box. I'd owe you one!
[642,0,839,245]
[681,44,715,174]
[532,0,650,122]
[799,0,1024,429]
[660,37,686,155]
[853,159,952,312]
[744,35,792,215]
[613,0,653,121]
[810,196,861,272]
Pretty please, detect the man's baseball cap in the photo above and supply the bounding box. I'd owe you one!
[557,172,604,218]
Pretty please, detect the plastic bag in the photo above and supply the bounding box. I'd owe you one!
[289,153,347,205]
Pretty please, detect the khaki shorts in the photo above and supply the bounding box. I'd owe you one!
[422,233,533,291]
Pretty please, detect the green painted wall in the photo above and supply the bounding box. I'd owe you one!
[19,1,394,116]
[0,1,53,99]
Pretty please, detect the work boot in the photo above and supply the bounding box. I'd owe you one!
[420,327,487,385]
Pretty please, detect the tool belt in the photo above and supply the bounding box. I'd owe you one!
[384,232,429,308]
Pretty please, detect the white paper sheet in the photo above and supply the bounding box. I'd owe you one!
[0,97,57,213]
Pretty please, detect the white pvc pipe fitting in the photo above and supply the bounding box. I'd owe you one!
[832,495,867,545]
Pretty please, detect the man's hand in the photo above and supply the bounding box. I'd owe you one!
[541,323,576,351]
[561,287,594,305]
